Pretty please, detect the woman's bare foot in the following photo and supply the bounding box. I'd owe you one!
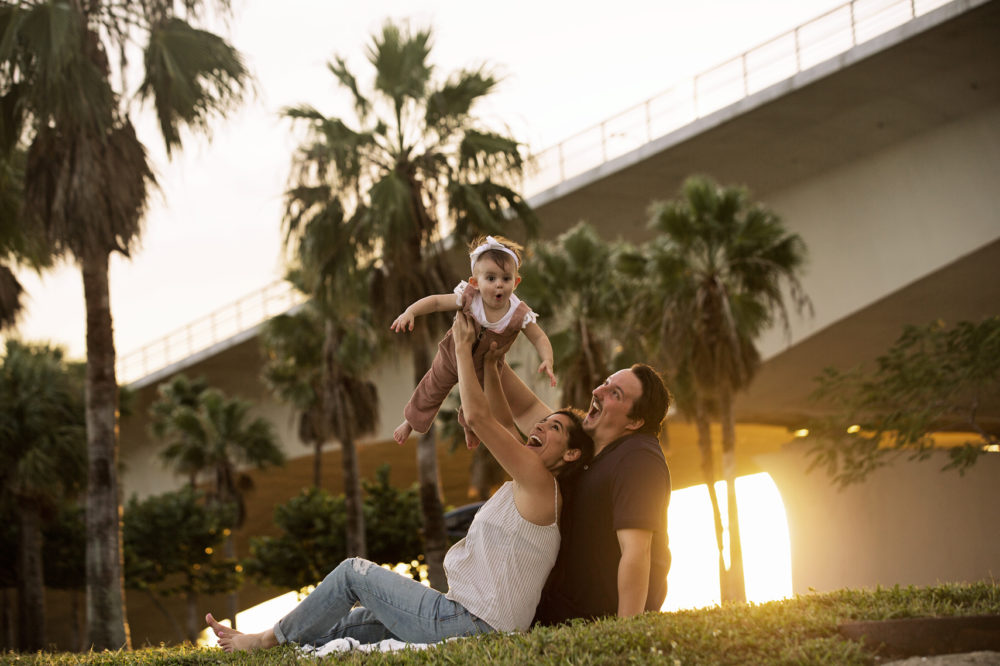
[393,420,413,444]
[205,612,277,653]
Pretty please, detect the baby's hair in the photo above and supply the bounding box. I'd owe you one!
[468,235,524,273]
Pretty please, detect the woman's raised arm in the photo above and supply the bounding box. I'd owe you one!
[452,313,553,497]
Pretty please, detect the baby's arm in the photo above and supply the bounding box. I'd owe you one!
[390,294,461,332]
[523,321,556,387]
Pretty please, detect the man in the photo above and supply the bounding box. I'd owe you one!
[499,363,672,622]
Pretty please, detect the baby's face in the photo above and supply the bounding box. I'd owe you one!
[471,256,520,311]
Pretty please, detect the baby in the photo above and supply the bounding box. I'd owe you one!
[391,235,555,447]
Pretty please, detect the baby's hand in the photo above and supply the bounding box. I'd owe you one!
[538,360,557,387]
[390,311,414,332]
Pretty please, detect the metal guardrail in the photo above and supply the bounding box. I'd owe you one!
[521,0,952,196]
[117,0,953,385]
[117,279,305,384]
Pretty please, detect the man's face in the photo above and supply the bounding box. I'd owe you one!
[583,369,643,440]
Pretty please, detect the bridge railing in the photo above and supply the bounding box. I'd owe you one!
[523,0,952,196]
[117,279,305,384]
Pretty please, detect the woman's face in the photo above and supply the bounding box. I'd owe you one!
[525,413,578,471]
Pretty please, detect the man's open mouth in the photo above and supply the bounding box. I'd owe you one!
[588,399,602,419]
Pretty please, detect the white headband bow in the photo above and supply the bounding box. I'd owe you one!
[469,236,519,271]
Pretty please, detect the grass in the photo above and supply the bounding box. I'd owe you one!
[4,582,999,665]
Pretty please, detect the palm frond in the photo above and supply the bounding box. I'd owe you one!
[0,263,23,330]
[425,68,499,133]
[327,57,371,120]
[23,119,154,259]
[139,17,250,156]
[367,21,432,111]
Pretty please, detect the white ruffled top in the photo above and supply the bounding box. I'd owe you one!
[453,281,537,332]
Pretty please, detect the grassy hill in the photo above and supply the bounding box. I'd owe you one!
[5,582,999,665]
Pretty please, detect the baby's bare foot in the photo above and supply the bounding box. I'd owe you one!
[393,421,413,445]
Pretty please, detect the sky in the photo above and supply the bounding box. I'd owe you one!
[9,0,846,362]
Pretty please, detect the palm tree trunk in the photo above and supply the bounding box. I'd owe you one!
[341,435,366,557]
[16,502,45,652]
[186,590,200,644]
[81,252,131,650]
[325,321,366,557]
[719,388,746,603]
[144,590,184,645]
[1,588,12,649]
[71,589,84,652]
[313,439,322,489]
[694,399,727,603]
[224,534,238,630]
[412,329,448,591]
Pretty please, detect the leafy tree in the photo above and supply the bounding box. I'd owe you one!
[808,317,1000,487]
[246,465,424,592]
[0,340,86,650]
[260,270,380,557]
[362,465,423,566]
[0,0,251,648]
[641,175,810,603]
[149,376,284,628]
[123,487,239,643]
[282,20,537,590]
[518,222,635,409]
[244,488,347,593]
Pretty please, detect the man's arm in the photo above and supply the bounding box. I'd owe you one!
[616,528,653,617]
[498,362,553,435]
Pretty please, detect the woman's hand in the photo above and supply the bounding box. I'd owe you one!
[452,311,476,349]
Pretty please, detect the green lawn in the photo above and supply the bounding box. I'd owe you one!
[4,583,999,665]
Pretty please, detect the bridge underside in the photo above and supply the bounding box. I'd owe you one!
[526,0,1000,429]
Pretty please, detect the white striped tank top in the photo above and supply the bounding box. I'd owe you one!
[444,479,560,632]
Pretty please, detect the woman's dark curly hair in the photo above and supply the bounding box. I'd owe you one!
[551,407,593,481]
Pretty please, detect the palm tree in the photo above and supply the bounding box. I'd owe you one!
[150,377,284,627]
[1,1,251,648]
[149,374,211,487]
[0,146,52,330]
[260,301,327,489]
[282,20,537,590]
[0,340,86,651]
[518,222,633,409]
[260,275,381,557]
[644,175,811,603]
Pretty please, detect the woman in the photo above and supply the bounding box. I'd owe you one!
[206,312,592,651]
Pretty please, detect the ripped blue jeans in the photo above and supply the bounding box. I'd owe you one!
[272,558,494,647]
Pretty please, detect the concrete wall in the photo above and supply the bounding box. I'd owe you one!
[757,103,1000,359]
[757,443,1000,593]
